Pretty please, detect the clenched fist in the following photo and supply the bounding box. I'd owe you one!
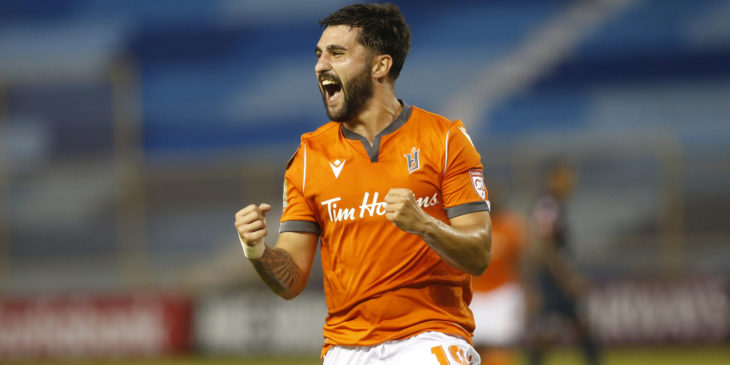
[384,188,430,234]
[234,203,272,247]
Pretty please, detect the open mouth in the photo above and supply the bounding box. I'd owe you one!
[321,78,342,104]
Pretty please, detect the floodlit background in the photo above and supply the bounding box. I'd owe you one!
[0,0,728,363]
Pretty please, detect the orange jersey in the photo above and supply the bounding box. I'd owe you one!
[472,210,525,292]
[279,102,490,357]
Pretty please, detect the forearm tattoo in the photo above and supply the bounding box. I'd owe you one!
[251,247,302,296]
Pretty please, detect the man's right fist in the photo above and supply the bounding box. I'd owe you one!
[235,203,272,247]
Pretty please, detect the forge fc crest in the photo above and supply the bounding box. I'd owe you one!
[404,147,421,174]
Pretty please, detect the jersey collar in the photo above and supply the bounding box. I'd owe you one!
[341,100,412,162]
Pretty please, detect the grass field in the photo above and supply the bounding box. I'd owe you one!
[5,346,730,365]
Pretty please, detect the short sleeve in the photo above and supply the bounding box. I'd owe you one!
[441,121,491,219]
[279,142,321,234]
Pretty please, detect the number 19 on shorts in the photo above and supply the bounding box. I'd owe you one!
[431,345,470,365]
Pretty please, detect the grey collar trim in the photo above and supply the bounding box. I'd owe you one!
[341,101,412,162]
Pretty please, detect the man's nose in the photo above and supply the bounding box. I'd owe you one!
[315,55,331,75]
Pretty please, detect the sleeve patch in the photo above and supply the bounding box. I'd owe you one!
[282,180,288,210]
[469,169,487,200]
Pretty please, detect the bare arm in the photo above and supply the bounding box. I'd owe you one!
[235,204,318,299]
[250,232,318,299]
[384,188,492,276]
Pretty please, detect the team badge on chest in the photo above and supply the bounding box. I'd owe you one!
[403,147,421,174]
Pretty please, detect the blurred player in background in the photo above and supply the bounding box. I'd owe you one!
[471,183,528,365]
[523,157,601,365]
[234,3,491,365]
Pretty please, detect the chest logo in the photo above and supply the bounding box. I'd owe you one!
[321,191,439,223]
[329,159,345,179]
[403,147,421,174]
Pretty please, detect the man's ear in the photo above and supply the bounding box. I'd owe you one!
[371,54,392,80]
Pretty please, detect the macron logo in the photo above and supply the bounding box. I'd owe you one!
[329,159,345,179]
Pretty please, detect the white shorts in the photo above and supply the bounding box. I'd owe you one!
[323,331,481,365]
[470,283,525,346]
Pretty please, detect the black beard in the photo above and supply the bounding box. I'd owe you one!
[323,66,373,122]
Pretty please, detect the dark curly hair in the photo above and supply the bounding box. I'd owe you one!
[319,3,411,81]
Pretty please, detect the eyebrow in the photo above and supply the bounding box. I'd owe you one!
[315,44,348,54]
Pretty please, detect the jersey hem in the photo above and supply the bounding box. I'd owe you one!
[320,327,472,359]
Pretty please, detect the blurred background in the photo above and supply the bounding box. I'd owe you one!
[0,0,728,364]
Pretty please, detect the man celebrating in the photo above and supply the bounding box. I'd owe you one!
[235,4,491,364]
